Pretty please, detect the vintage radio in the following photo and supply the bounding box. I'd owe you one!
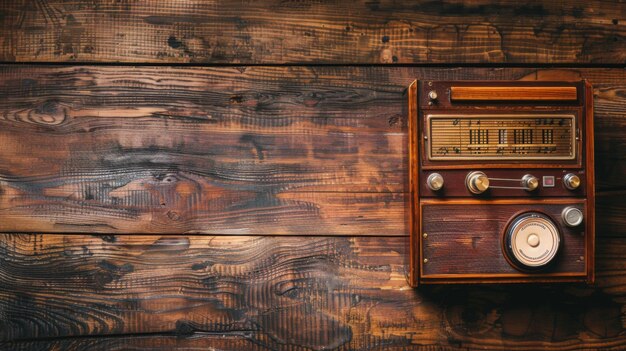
[408,80,594,286]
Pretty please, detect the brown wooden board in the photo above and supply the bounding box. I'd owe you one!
[0,1,625,64]
[1,234,626,350]
[0,66,625,234]
[1,66,626,349]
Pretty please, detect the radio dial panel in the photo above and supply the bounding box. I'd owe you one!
[426,114,577,161]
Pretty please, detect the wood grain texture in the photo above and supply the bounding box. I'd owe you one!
[420,201,586,277]
[1,234,626,351]
[0,65,410,235]
[0,66,625,234]
[0,0,625,64]
[450,86,578,101]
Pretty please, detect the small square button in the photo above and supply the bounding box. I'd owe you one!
[543,176,555,187]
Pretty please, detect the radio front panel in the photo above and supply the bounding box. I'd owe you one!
[420,200,587,281]
[407,80,595,286]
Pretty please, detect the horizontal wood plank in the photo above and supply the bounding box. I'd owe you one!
[0,234,625,350]
[7,333,624,351]
[0,1,625,64]
[0,66,625,234]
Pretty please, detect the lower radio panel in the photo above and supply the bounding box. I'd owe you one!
[414,199,592,285]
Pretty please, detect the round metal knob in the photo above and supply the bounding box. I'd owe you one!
[428,90,438,100]
[563,173,581,190]
[527,233,540,247]
[426,173,444,191]
[562,206,584,227]
[466,171,489,194]
[522,174,539,191]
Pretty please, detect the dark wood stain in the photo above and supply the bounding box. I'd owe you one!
[0,65,625,349]
[421,202,586,276]
[0,1,624,64]
[0,66,624,236]
[0,234,625,350]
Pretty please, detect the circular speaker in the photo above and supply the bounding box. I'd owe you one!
[503,212,561,271]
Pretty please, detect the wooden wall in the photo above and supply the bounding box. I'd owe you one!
[0,1,625,350]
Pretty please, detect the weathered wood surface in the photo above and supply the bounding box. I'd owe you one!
[0,66,625,349]
[1,234,626,351]
[0,1,625,64]
[0,66,625,234]
[420,202,587,276]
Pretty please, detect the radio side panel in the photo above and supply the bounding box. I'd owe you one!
[584,80,596,284]
[408,80,419,287]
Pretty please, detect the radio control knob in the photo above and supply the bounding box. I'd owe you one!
[466,171,489,194]
[563,173,581,190]
[522,174,539,191]
[562,207,584,227]
[428,90,438,101]
[426,173,444,191]
[527,233,540,247]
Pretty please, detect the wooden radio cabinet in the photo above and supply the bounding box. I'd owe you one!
[408,80,595,286]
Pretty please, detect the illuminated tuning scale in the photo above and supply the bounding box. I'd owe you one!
[426,114,575,161]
